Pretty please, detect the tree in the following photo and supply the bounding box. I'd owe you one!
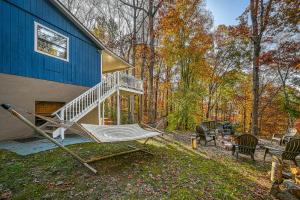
[159,0,212,130]
[264,41,300,128]
[248,0,274,135]
[238,0,300,135]
[204,25,251,119]
[119,0,164,123]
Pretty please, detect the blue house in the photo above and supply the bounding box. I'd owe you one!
[0,0,143,140]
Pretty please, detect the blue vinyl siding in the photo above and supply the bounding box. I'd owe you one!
[0,0,101,87]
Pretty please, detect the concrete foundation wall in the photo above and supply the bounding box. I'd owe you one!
[0,73,99,141]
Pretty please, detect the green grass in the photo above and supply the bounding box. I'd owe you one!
[0,140,272,200]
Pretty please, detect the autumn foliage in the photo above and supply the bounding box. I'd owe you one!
[64,0,300,136]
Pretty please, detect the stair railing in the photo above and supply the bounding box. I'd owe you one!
[52,71,143,123]
[53,71,118,122]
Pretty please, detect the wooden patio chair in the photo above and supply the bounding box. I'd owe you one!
[271,128,297,145]
[232,134,258,161]
[264,138,300,166]
[195,125,216,146]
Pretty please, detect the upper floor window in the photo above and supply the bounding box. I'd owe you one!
[34,22,69,62]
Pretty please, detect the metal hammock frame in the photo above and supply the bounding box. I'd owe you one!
[1,104,163,174]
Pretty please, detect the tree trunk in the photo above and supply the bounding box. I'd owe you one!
[166,84,169,117]
[138,11,146,122]
[154,67,161,120]
[206,95,211,119]
[144,77,148,116]
[148,0,155,123]
[215,101,218,121]
[165,65,171,117]
[282,82,294,129]
[155,79,158,120]
[251,41,260,135]
[250,0,260,135]
[139,51,146,121]
[249,0,274,135]
[129,0,138,123]
[243,98,247,133]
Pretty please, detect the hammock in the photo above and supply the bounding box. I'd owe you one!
[80,124,161,143]
[1,104,162,174]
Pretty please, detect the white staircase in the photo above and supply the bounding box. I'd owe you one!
[40,71,143,139]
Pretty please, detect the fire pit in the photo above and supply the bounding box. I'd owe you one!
[218,135,237,151]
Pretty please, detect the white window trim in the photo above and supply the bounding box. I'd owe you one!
[34,21,69,62]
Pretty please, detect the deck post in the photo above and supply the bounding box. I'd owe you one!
[116,72,121,125]
[117,87,120,125]
[98,101,101,125]
[102,101,105,125]
[98,78,101,125]
[59,110,65,140]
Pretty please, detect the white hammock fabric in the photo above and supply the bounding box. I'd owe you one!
[80,124,160,143]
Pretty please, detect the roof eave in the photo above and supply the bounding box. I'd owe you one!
[50,0,134,70]
[49,0,105,50]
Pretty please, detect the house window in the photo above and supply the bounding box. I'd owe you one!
[34,22,69,61]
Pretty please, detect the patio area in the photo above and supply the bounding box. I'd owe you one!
[170,131,300,163]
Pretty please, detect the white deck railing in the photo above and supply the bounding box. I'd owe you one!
[119,72,143,92]
[53,71,143,122]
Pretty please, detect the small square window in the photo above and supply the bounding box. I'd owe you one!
[34,22,69,61]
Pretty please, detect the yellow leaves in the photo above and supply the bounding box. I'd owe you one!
[158,0,212,78]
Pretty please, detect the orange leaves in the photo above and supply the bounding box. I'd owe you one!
[158,0,212,71]
[259,51,275,66]
[261,41,300,71]
[157,0,213,129]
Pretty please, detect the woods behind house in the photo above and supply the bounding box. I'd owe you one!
[61,0,300,136]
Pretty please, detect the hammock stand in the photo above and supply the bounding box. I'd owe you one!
[74,123,159,164]
[1,104,162,174]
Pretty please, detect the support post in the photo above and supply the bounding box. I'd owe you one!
[102,101,105,125]
[98,101,101,125]
[117,87,120,125]
[59,110,65,140]
[98,79,101,125]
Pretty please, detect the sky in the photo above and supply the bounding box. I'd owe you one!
[206,0,249,27]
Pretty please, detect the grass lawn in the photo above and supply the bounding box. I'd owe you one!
[0,138,272,200]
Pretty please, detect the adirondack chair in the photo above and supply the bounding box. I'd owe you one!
[201,121,218,133]
[232,134,258,161]
[264,138,300,166]
[271,128,297,145]
[195,125,216,146]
